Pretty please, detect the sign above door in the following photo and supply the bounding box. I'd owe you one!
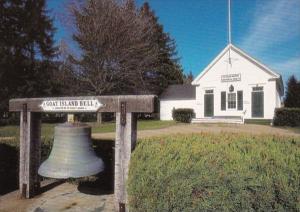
[221,73,241,82]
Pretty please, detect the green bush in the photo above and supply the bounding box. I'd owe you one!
[0,113,19,126]
[172,108,195,123]
[273,108,300,127]
[128,133,300,211]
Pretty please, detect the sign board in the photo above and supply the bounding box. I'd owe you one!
[221,73,241,82]
[40,99,103,112]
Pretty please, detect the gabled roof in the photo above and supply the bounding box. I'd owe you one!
[192,44,283,94]
[160,84,196,100]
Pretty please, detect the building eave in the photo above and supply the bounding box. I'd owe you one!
[192,45,230,85]
[192,44,282,85]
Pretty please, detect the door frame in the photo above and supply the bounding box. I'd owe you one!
[204,90,214,117]
[251,87,264,118]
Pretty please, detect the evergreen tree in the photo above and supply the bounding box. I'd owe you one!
[284,75,300,107]
[140,2,184,94]
[183,71,194,84]
[0,0,56,113]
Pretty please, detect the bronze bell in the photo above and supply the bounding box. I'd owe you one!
[38,123,104,179]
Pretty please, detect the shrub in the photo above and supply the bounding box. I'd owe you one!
[42,113,66,123]
[128,133,300,211]
[0,113,19,126]
[273,107,300,127]
[172,108,195,123]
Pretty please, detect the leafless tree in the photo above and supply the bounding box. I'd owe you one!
[67,0,160,95]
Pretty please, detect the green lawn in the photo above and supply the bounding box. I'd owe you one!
[0,120,177,138]
[277,126,300,134]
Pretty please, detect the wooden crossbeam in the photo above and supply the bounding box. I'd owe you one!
[9,95,157,113]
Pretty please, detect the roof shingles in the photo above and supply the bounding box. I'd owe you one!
[160,84,196,100]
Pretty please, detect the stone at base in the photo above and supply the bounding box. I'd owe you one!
[28,183,115,212]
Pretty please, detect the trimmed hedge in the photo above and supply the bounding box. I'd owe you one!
[172,108,195,123]
[128,133,300,211]
[273,108,300,127]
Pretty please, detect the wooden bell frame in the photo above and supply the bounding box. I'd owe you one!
[9,95,157,212]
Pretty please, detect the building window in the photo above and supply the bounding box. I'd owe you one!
[205,89,213,94]
[228,93,236,109]
[253,86,263,92]
[237,91,243,110]
[221,91,226,110]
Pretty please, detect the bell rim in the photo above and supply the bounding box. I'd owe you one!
[38,159,105,179]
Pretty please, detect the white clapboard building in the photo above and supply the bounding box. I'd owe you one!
[159,44,284,123]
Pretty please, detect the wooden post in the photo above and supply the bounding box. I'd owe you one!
[115,108,137,211]
[19,106,41,198]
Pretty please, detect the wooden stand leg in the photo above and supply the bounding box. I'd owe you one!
[115,112,137,211]
[19,107,41,199]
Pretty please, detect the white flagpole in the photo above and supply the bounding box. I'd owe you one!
[228,0,232,65]
[228,0,231,44]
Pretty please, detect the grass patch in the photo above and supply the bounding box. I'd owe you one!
[91,120,176,133]
[276,126,300,135]
[0,123,56,138]
[137,120,176,130]
[0,125,19,137]
[0,120,176,138]
[128,133,300,211]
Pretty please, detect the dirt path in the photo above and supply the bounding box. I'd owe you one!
[92,123,300,140]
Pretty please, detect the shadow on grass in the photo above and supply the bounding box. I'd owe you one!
[274,126,300,135]
[0,143,18,195]
[78,138,115,195]
[287,127,300,134]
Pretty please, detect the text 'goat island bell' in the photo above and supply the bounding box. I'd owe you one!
[38,123,104,179]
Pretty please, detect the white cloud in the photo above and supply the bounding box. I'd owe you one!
[240,0,300,54]
[272,56,300,77]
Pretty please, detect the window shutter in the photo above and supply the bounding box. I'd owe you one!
[237,91,243,110]
[221,91,226,110]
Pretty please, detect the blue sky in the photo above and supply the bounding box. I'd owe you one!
[47,0,300,85]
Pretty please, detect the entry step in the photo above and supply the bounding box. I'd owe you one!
[191,116,243,124]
